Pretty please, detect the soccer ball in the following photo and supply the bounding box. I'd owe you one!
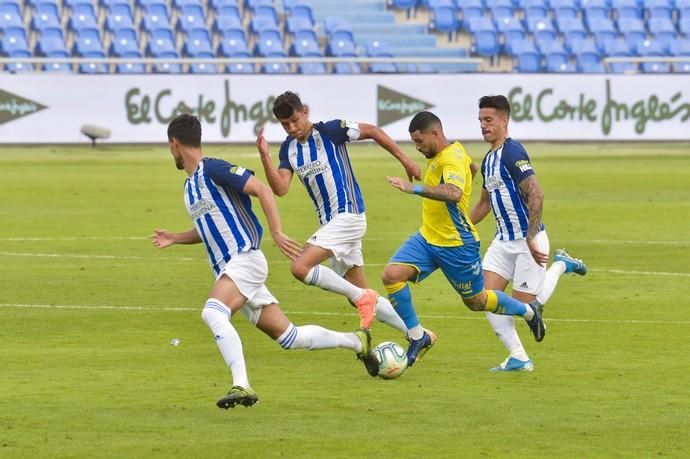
[373,341,408,380]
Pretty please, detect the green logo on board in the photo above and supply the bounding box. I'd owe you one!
[0,89,47,125]
[377,85,434,127]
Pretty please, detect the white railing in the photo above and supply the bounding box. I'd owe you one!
[602,56,690,73]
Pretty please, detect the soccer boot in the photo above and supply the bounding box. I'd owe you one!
[405,328,437,367]
[216,386,258,409]
[354,289,377,329]
[354,327,380,377]
[490,356,534,372]
[554,248,587,275]
[525,301,546,342]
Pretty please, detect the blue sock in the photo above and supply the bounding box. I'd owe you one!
[494,290,528,316]
[387,283,420,330]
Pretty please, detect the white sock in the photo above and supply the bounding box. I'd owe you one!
[408,325,424,340]
[375,296,408,334]
[201,298,250,389]
[485,311,529,361]
[304,265,364,302]
[277,323,360,352]
[536,261,567,305]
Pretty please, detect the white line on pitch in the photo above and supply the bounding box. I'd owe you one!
[1,303,689,326]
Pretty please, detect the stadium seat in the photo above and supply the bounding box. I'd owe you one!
[35,27,68,56]
[183,29,213,56]
[105,4,136,32]
[582,0,609,23]
[173,0,203,9]
[573,38,604,72]
[63,0,95,10]
[254,30,285,56]
[332,62,361,74]
[110,28,140,56]
[472,23,500,56]
[557,16,588,44]
[644,0,673,20]
[213,8,244,34]
[637,39,670,72]
[289,30,320,57]
[146,28,177,56]
[429,6,458,37]
[648,17,677,52]
[252,4,279,24]
[326,37,356,57]
[612,0,642,19]
[262,62,290,73]
[209,0,238,12]
[489,0,514,22]
[43,62,73,72]
[285,16,313,34]
[523,0,548,18]
[495,17,526,53]
[673,62,690,72]
[251,14,280,35]
[68,4,99,32]
[603,38,638,73]
[79,62,108,74]
[669,38,690,57]
[526,17,557,41]
[588,17,618,50]
[618,17,647,50]
[551,0,579,20]
[153,60,182,73]
[0,3,24,29]
[225,61,255,73]
[680,17,690,37]
[116,61,146,73]
[286,4,313,24]
[539,39,575,72]
[297,62,327,74]
[460,0,483,29]
[466,17,495,34]
[101,0,132,9]
[141,4,172,33]
[218,30,249,56]
[177,5,207,33]
[1,27,30,56]
[5,62,36,72]
[577,58,605,72]
[324,17,354,42]
[73,28,105,56]
[31,3,62,32]
[511,39,542,72]
[189,62,217,73]
[387,0,418,12]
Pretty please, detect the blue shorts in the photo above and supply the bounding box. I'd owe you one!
[390,232,484,298]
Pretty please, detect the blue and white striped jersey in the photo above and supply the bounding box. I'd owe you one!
[184,157,263,276]
[278,120,365,226]
[480,138,543,241]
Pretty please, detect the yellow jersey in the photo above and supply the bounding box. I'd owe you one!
[419,141,480,247]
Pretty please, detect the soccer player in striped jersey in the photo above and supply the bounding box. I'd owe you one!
[470,95,587,372]
[382,111,546,368]
[151,114,380,409]
[257,91,421,334]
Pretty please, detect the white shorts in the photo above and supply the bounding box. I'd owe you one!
[216,249,278,325]
[308,213,366,276]
[482,230,550,295]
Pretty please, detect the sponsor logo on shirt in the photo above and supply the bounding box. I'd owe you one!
[229,165,246,175]
[190,198,217,220]
[485,175,505,192]
[515,160,533,173]
[297,160,330,179]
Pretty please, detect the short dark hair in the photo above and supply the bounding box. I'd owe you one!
[272,91,304,119]
[408,111,442,133]
[478,95,511,116]
[167,113,201,147]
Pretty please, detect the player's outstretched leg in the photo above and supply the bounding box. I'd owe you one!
[490,356,534,372]
[216,386,258,409]
[355,327,380,377]
[354,289,378,329]
[524,301,546,342]
[554,248,587,275]
[405,328,437,367]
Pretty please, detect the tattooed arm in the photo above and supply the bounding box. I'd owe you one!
[519,175,548,265]
[385,176,462,202]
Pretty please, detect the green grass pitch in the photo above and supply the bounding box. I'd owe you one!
[1,142,689,458]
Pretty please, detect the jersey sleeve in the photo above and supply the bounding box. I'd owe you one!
[501,143,535,185]
[440,152,469,190]
[205,158,253,192]
[320,119,360,143]
[278,140,292,170]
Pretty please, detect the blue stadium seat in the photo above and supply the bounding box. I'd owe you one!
[209,0,238,12]
[251,14,280,35]
[189,62,217,73]
[35,27,68,55]
[105,4,136,32]
[68,4,99,31]
[637,39,669,73]
[287,4,313,23]
[557,16,588,43]
[252,4,279,24]
[146,28,177,56]
[63,0,95,10]
[254,29,284,56]
[472,22,500,56]
[523,0,548,18]
[183,28,213,56]
[577,58,606,72]
[44,62,73,72]
[648,17,676,52]
[326,37,356,56]
[262,62,290,73]
[669,38,690,56]
[246,0,273,8]
[582,0,609,23]
[429,6,458,37]
[365,39,397,73]
[496,17,526,53]
[285,16,314,34]
[0,3,24,29]
[214,8,243,34]
[218,30,249,56]
[289,29,320,56]
[644,0,673,20]
[526,17,557,41]
[489,0,514,21]
[153,60,183,73]
[225,60,255,73]
[460,0,484,29]
[466,17,494,34]
[603,38,638,73]
[673,62,690,72]
[31,3,62,32]
[142,4,172,33]
[79,62,109,74]
[101,0,131,9]
[324,17,354,41]
[539,39,575,72]
[588,17,618,50]
[5,62,36,72]
[572,38,604,72]
[177,4,207,33]
[680,16,690,37]
[1,27,30,56]
[612,0,642,19]
[173,0,203,9]
[332,62,362,73]
[73,28,105,56]
[511,39,542,72]
[386,0,417,11]
[116,61,146,73]
[551,0,579,20]
[298,62,327,74]
[618,17,646,50]
[110,28,140,55]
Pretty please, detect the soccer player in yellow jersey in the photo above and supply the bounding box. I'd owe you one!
[382,111,545,367]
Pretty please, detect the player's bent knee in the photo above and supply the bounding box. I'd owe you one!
[381,265,403,285]
[289,260,310,282]
[201,299,230,328]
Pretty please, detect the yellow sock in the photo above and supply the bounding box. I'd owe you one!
[484,290,498,312]
[384,281,407,296]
